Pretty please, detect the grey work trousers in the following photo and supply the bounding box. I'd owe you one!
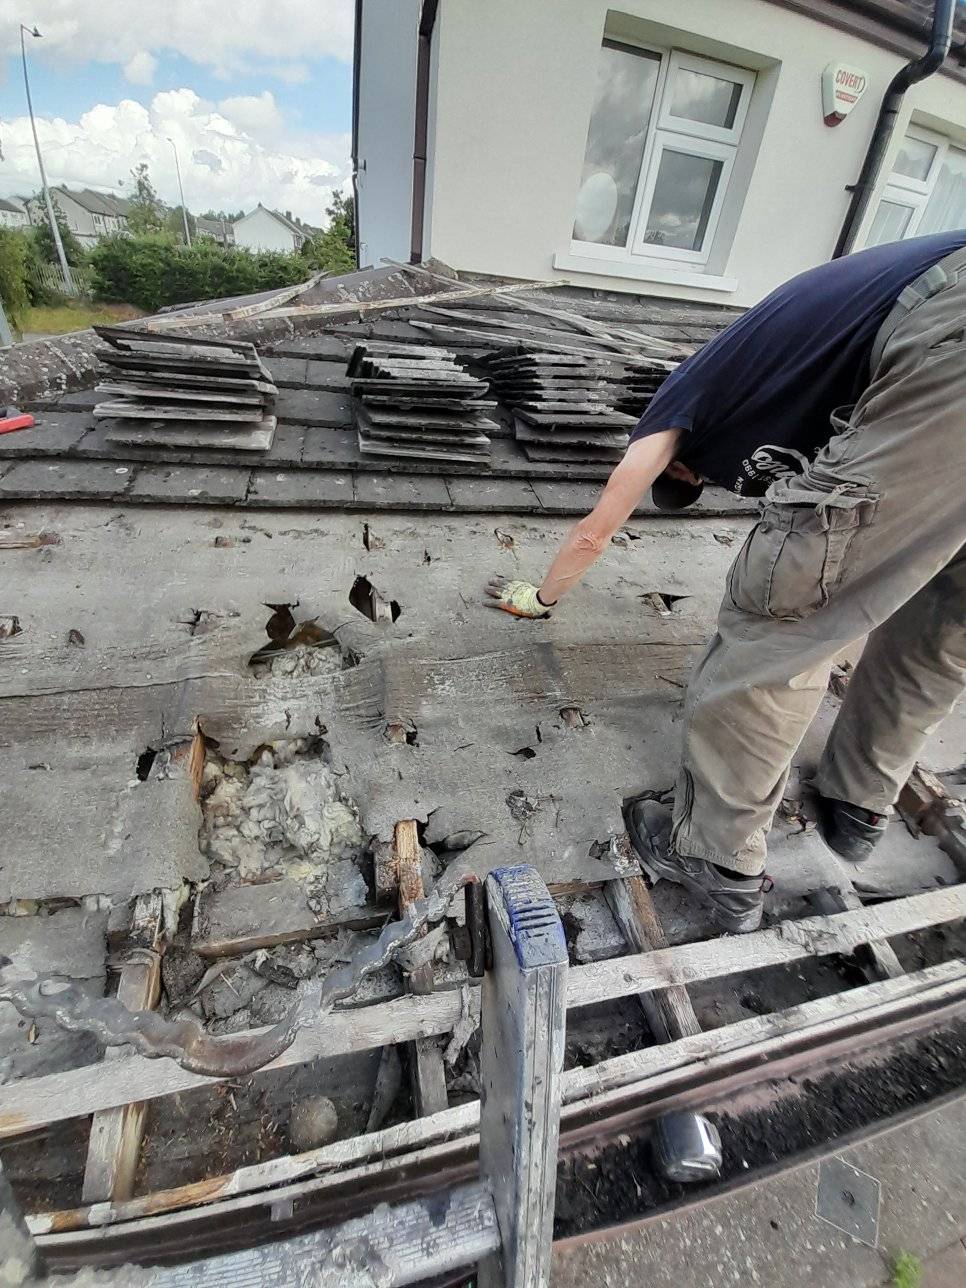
[672,249,966,876]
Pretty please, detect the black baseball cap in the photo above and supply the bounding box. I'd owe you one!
[651,471,704,511]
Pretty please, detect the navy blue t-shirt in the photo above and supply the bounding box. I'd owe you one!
[631,232,966,495]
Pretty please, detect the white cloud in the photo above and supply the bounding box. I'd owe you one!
[0,90,350,224]
[0,0,355,77]
[123,51,157,85]
[218,91,285,143]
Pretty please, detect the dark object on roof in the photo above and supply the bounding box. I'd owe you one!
[349,341,497,465]
[92,327,278,452]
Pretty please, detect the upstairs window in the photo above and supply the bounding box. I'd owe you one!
[574,41,755,266]
[867,126,966,246]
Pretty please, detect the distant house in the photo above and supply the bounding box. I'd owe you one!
[73,189,131,239]
[0,198,29,230]
[27,188,131,247]
[232,205,318,253]
[195,216,234,245]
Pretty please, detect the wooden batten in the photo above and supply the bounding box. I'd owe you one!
[81,892,165,1204]
[4,883,966,1142]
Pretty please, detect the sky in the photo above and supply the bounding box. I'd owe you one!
[0,0,355,224]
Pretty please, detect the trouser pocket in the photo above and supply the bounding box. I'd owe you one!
[727,480,878,621]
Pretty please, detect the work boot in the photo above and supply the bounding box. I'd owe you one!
[625,799,764,934]
[815,793,888,863]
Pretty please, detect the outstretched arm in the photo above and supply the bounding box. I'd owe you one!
[485,428,681,617]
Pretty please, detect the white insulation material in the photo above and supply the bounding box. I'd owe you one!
[201,739,368,913]
[252,643,345,680]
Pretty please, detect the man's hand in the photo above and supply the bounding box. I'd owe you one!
[483,576,554,618]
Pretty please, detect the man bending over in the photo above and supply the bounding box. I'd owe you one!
[486,232,966,933]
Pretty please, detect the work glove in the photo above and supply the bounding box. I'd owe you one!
[484,575,554,618]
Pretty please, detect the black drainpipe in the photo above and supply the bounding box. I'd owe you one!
[410,0,440,264]
[833,0,956,258]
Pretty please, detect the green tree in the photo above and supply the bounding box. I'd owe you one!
[32,196,85,267]
[126,162,166,234]
[326,189,355,251]
[164,205,197,244]
[0,229,30,327]
[299,189,356,274]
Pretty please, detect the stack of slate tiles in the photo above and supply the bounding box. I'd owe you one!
[482,348,637,464]
[92,326,278,451]
[616,361,671,419]
[348,341,497,465]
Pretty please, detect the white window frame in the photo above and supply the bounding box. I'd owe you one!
[867,124,963,244]
[657,52,755,146]
[631,134,738,264]
[571,41,756,270]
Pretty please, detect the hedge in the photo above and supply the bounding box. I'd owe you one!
[0,229,30,327]
[88,234,314,313]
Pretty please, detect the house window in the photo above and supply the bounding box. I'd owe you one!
[866,126,966,247]
[573,41,755,267]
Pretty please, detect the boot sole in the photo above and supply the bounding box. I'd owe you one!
[626,808,763,935]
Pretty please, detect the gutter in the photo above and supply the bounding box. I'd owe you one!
[410,0,440,264]
[350,0,364,267]
[832,0,956,258]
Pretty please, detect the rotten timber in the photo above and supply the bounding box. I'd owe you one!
[394,819,449,1117]
[81,893,164,1204]
[27,960,966,1240]
[605,875,702,1042]
[898,764,966,877]
[5,882,966,1140]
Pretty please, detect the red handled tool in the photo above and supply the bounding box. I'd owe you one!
[0,407,35,434]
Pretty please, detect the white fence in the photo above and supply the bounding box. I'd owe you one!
[35,262,93,299]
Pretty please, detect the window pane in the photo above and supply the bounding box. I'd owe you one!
[893,135,938,183]
[643,149,723,252]
[917,144,966,235]
[867,199,915,246]
[573,41,661,246]
[669,67,742,129]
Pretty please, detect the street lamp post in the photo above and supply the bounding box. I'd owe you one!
[166,137,191,246]
[20,24,74,291]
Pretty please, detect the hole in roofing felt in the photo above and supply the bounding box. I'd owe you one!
[248,603,343,673]
[362,522,384,553]
[559,706,588,729]
[641,591,689,615]
[262,602,297,643]
[349,575,401,623]
[385,720,418,747]
[510,746,537,759]
[136,746,159,781]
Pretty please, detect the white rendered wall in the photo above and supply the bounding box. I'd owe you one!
[423,0,966,306]
[356,0,421,268]
[233,208,297,253]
